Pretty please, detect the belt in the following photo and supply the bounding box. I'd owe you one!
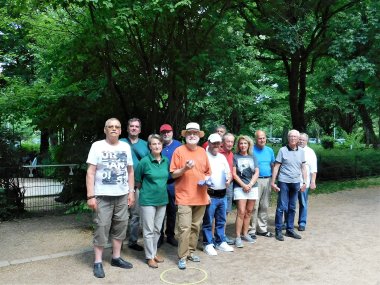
[259,176,271,179]
[207,188,226,198]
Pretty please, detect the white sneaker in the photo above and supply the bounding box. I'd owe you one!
[216,242,234,252]
[204,244,218,256]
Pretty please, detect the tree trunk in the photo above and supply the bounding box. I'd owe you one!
[298,58,307,132]
[354,81,378,146]
[338,112,356,134]
[40,128,49,155]
[285,55,306,132]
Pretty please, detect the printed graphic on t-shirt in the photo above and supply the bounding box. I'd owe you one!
[237,158,254,178]
[101,151,128,185]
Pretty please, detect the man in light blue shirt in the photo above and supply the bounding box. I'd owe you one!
[249,130,275,238]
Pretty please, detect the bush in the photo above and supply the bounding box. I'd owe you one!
[321,136,334,149]
[315,148,380,181]
[20,142,40,154]
[0,168,25,221]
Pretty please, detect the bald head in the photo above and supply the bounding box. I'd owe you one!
[255,130,267,149]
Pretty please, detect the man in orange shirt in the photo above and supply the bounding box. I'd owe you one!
[170,122,211,270]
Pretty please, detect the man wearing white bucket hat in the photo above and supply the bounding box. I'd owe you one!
[170,122,211,270]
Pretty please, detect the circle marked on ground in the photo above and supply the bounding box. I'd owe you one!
[160,266,208,285]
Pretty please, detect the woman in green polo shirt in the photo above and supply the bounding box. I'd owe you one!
[135,134,169,269]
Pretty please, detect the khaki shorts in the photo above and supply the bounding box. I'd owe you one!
[93,195,129,246]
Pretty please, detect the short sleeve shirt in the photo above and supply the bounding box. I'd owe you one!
[276,145,305,183]
[170,145,211,205]
[233,153,258,188]
[207,152,230,190]
[86,140,133,196]
[301,145,318,187]
[120,138,149,171]
[135,153,169,206]
[162,139,182,163]
[253,145,275,177]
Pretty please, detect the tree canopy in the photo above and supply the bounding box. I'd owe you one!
[0,0,379,161]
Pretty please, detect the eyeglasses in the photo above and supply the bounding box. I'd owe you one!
[106,125,121,129]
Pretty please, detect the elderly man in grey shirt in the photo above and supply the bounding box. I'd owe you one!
[271,130,307,241]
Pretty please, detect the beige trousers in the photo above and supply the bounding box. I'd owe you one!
[176,205,206,259]
[250,178,272,234]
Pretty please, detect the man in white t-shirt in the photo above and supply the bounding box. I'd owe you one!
[202,133,234,256]
[297,133,317,231]
[86,118,135,278]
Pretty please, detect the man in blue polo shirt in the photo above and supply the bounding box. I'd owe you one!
[249,130,275,239]
[158,123,182,247]
[271,129,307,241]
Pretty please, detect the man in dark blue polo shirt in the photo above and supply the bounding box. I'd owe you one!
[159,123,182,247]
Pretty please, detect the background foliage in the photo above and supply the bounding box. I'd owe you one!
[0,0,379,164]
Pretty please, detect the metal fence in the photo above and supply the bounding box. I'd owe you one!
[0,164,78,214]
[1,152,379,215]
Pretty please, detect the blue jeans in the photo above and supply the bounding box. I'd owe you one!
[275,182,300,231]
[298,187,309,227]
[202,196,226,245]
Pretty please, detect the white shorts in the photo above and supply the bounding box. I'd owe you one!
[234,186,258,200]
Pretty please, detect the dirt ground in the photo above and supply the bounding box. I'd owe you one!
[0,187,379,285]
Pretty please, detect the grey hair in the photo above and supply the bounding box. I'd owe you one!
[147,134,163,145]
[215,125,227,132]
[300,133,309,140]
[288,129,300,137]
[104,118,121,128]
[222,133,235,142]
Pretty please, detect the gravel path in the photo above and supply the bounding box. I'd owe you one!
[0,187,379,284]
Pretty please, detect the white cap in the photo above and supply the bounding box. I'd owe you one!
[208,133,222,143]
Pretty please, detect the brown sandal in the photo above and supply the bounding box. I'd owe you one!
[154,255,164,263]
[147,259,158,268]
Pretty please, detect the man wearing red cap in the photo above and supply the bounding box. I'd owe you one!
[158,123,182,247]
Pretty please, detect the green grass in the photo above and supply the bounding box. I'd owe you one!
[314,176,380,194]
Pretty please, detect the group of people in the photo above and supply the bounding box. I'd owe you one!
[86,118,317,278]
